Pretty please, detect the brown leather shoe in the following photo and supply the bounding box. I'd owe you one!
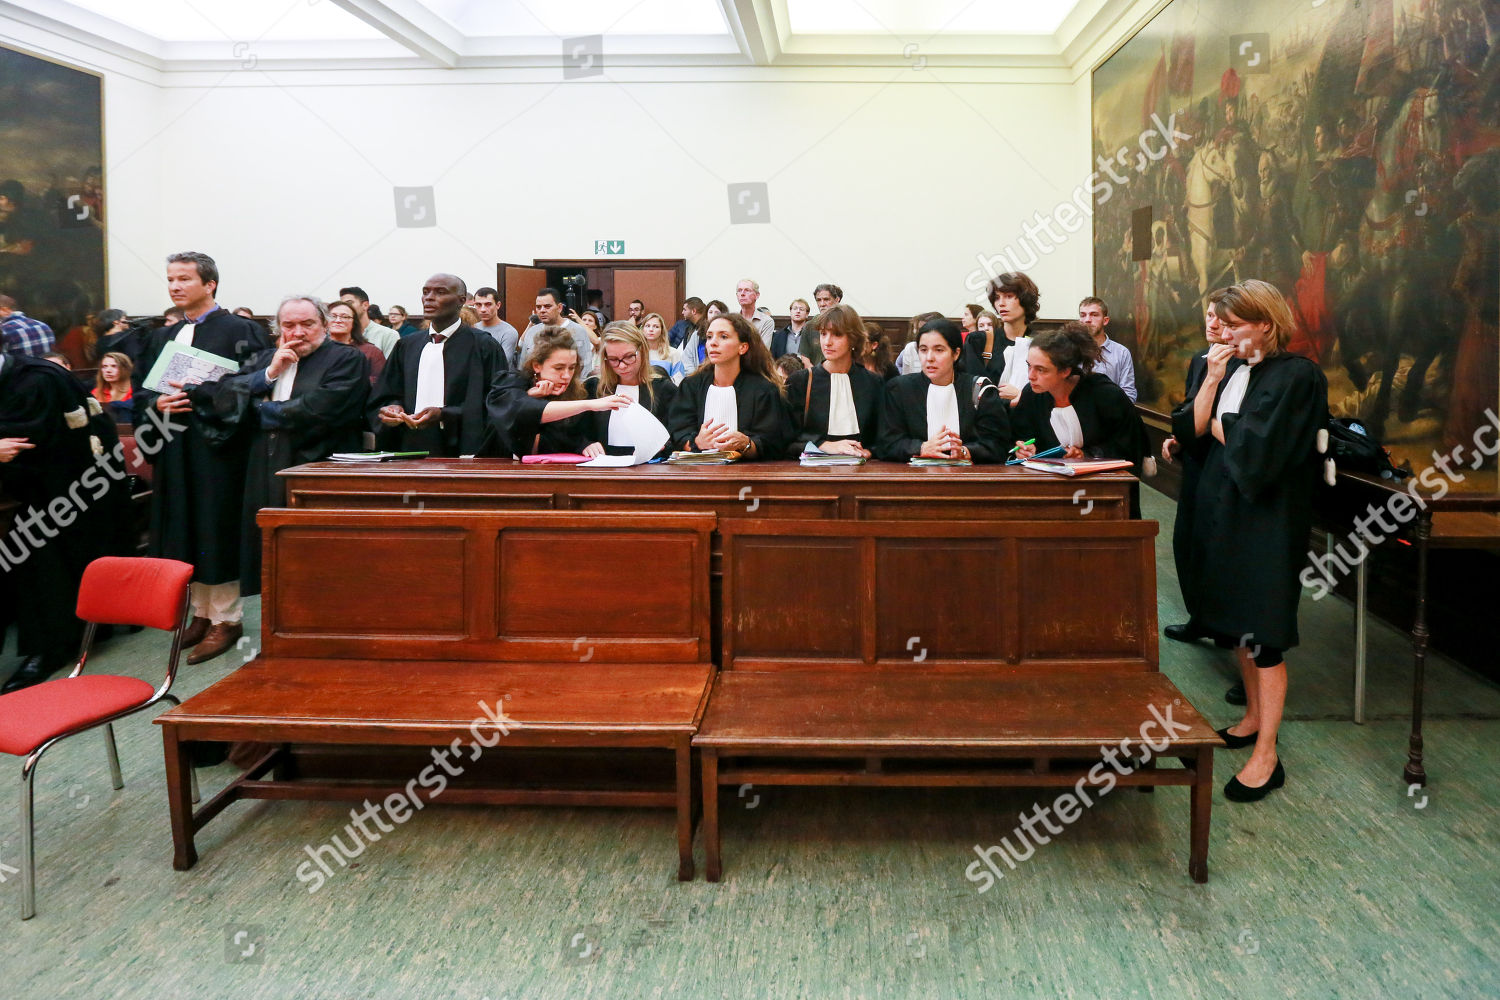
[180,616,210,648]
[187,621,242,665]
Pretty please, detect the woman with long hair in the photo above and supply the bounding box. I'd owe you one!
[327,299,385,385]
[583,322,677,456]
[487,327,632,457]
[1010,322,1145,464]
[878,318,1009,463]
[667,313,789,459]
[1185,279,1328,802]
[862,322,899,381]
[92,350,134,423]
[783,305,885,457]
[639,312,685,382]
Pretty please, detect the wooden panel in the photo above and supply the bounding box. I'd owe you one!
[726,536,861,661]
[270,526,467,636]
[874,538,1008,661]
[259,510,715,663]
[498,263,547,331]
[855,494,1128,521]
[613,268,679,320]
[499,529,698,636]
[570,493,840,519]
[1016,536,1156,664]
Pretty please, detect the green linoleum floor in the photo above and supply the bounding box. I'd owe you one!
[2,487,1497,1000]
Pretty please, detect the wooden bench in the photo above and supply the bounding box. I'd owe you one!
[157,510,716,880]
[693,519,1223,882]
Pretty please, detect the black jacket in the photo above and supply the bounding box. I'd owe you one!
[877,372,1010,463]
[368,323,509,456]
[783,364,884,457]
[667,369,790,459]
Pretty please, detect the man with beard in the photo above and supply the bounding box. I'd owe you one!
[187,295,369,597]
[134,251,270,664]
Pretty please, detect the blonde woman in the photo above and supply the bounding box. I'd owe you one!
[92,350,135,422]
[639,312,685,382]
[583,322,677,456]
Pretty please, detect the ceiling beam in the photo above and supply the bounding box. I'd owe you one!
[325,0,461,67]
[0,0,164,71]
[717,0,779,65]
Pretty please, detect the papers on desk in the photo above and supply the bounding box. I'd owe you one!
[668,450,740,464]
[800,442,866,466]
[329,451,429,462]
[909,456,972,467]
[587,401,669,466]
[1021,458,1135,476]
[142,340,238,394]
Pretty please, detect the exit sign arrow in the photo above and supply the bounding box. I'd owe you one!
[594,240,625,256]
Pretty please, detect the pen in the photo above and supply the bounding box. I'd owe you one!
[1008,438,1035,454]
[1007,444,1067,466]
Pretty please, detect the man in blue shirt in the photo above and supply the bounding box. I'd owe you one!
[0,295,55,356]
[1078,296,1138,403]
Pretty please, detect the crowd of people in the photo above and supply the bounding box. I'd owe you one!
[0,249,1329,801]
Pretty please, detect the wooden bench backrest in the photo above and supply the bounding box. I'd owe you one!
[720,518,1159,673]
[257,509,715,664]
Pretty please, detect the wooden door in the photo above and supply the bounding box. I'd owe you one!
[614,269,679,324]
[496,262,546,331]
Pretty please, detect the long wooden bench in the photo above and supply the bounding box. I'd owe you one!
[156,510,717,880]
[694,519,1223,882]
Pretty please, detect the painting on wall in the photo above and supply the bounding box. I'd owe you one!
[1093,0,1499,481]
[0,42,105,362]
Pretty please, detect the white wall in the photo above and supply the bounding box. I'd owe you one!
[6,19,1103,320]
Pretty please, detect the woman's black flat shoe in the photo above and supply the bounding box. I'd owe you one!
[1215,726,1259,749]
[1224,761,1285,802]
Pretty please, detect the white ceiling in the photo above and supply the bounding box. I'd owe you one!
[0,0,1140,72]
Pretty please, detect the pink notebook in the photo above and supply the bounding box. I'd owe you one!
[521,453,591,464]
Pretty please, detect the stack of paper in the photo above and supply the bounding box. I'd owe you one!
[909,457,972,467]
[1020,458,1134,476]
[800,443,866,466]
[329,451,429,462]
[667,450,740,464]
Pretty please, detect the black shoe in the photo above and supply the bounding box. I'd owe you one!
[1164,623,1206,643]
[1215,726,1258,749]
[1224,760,1285,802]
[1225,682,1247,706]
[1,655,65,694]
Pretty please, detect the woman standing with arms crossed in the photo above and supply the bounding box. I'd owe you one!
[1186,280,1328,801]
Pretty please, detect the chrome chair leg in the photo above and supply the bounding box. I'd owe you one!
[20,758,37,920]
[104,724,124,790]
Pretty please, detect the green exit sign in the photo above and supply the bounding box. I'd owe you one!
[594,240,625,255]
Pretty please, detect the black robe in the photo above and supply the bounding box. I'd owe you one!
[666,370,790,460]
[1187,353,1328,651]
[962,326,1030,383]
[486,374,597,456]
[367,324,509,456]
[877,372,1010,463]
[1009,373,1147,464]
[0,355,129,664]
[1169,350,1212,623]
[188,339,370,594]
[583,374,677,457]
[133,309,271,584]
[783,364,885,457]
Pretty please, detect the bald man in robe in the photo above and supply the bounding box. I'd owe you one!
[368,273,509,456]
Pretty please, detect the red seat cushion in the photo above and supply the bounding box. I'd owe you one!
[0,676,157,756]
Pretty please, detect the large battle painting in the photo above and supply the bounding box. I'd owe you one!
[0,44,106,355]
[1093,0,1499,479]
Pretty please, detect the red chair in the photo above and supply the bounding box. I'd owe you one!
[0,557,196,919]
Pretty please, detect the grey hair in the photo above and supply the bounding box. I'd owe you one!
[275,294,330,328]
[166,251,219,291]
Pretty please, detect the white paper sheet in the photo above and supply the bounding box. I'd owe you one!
[579,401,669,466]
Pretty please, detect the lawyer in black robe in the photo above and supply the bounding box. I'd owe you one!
[133,307,270,585]
[368,323,509,456]
[583,373,677,456]
[1187,352,1328,652]
[488,372,600,455]
[0,354,128,677]
[667,369,789,459]
[189,337,370,594]
[877,372,1011,463]
[1169,348,1213,628]
[1009,372,1147,465]
[783,363,885,457]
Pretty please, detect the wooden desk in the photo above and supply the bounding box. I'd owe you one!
[696,671,1221,882]
[280,459,1137,522]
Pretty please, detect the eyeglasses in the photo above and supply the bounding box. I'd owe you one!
[605,354,640,366]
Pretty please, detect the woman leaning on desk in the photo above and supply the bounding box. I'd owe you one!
[782,304,885,458]
[583,322,677,457]
[486,327,632,457]
[1183,279,1328,803]
[666,312,789,459]
[1009,323,1146,465]
[877,317,1010,463]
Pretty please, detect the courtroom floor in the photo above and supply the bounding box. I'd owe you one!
[2,487,1497,1000]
